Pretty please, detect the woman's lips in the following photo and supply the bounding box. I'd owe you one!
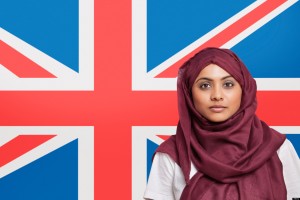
[209,105,226,113]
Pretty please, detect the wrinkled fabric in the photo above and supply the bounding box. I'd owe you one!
[157,47,286,200]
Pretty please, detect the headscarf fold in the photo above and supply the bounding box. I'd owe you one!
[157,47,286,200]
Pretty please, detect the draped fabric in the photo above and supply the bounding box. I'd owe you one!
[156,47,286,199]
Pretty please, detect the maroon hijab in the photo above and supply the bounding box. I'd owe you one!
[157,47,286,199]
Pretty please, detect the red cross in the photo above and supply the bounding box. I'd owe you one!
[1,0,300,199]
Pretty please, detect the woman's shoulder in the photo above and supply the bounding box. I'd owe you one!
[277,138,299,156]
[277,138,300,198]
[277,138,300,176]
[154,152,176,168]
[155,152,198,178]
[144,152,184,200]
[277,138,300,165]
[155,135,179,163]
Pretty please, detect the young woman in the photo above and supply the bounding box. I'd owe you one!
[144,47,300,200]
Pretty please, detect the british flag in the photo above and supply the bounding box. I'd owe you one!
[1,0,300,200]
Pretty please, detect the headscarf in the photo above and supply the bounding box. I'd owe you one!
[156,47,286,199]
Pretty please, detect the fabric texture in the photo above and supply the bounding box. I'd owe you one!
[156,47,287,199]
[144,139,300,200]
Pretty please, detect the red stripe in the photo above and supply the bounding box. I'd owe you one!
[0,40,56,78]
[0,135,56,167]
[157,135,171,140]
[156,0,287,78]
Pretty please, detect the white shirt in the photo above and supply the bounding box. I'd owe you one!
[144,139,300,200]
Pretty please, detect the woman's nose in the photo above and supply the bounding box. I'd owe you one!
[210,87,223,101]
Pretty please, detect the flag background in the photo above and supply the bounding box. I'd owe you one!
[1,0,300,200]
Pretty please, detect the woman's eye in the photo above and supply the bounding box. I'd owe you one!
[200,83,211,89]
[224,81,234,88]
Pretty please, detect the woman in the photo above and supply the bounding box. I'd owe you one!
[144,47,300,199]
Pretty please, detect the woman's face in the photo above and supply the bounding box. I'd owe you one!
[192,64,242,122]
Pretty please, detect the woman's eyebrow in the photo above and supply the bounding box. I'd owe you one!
[221,75,233,80]
[195,75,233,83]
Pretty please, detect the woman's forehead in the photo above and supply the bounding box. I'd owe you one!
[198,64,231,77]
